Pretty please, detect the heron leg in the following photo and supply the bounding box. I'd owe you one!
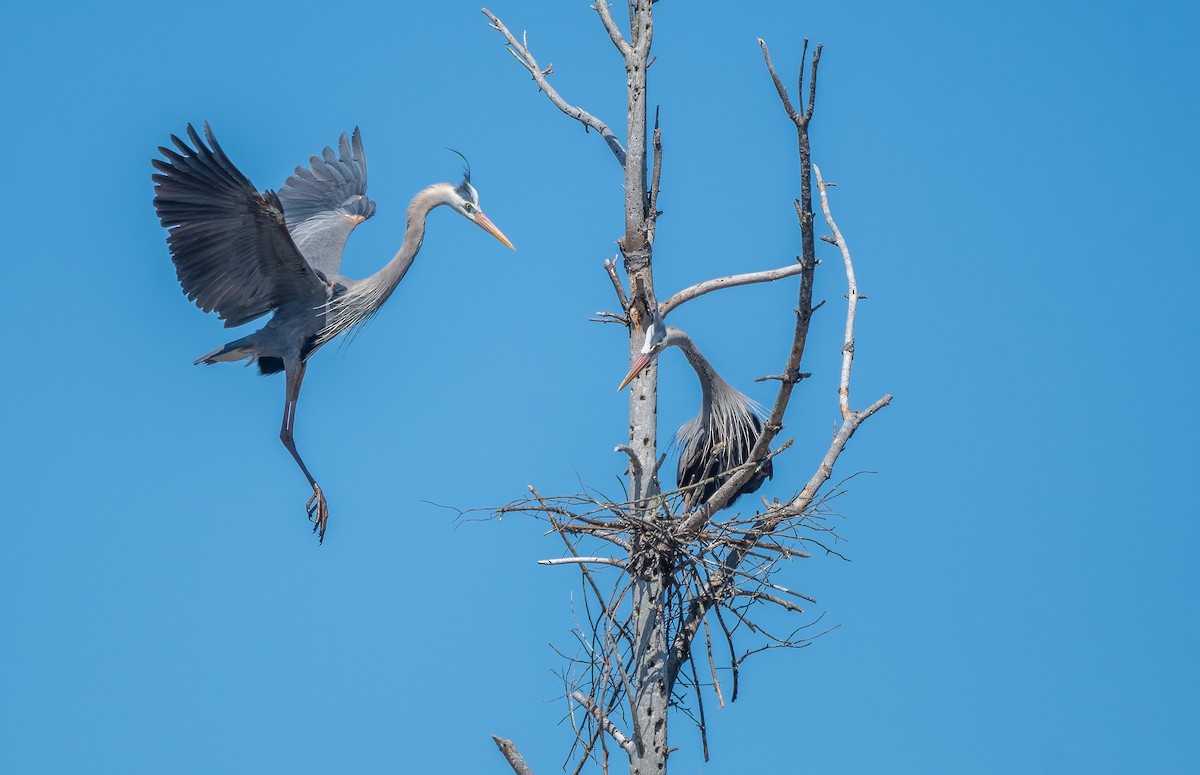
[280,361,329,543]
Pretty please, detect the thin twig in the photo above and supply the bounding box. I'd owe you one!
[686,644,710,761]
[702,614,725,709]
[540,557,628,569]
[714,606,740,702]
[591,311,629,326]
[730,589,806,614]
[754,371,810,384]
[677,40,824,537]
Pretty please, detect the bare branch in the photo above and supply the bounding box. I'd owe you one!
[814,163,859,420]
[659,262,806,316]
[796,38,810,118]
[758,38,798,123]
[492,736,536,775]
[604,259,630,312]
[573,691,634,753]
[685,645,710,761]
[604,263,633,316]
[677,39,825,537]
[806,43,823,121]
[730,589,806,614]
[590,311,629,325]
[540,557,628,569]
[647,109,663,244]
[630,0,653,58]
[778,393,892,521]
[676,253,815,537]
[754,371,810,384]
[483,9,627,167]
[702,615,724,709]
[714,607,740,702]
[752,540,811,560]
[592,1,632,56]
[614,444,643,480]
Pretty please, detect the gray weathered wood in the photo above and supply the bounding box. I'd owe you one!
[484,9,890,775]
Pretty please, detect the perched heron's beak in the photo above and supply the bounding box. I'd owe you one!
[474,212,515,250]
[617,353,654,391]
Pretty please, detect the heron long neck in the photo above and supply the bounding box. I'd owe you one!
[365,184,447,297]
[670,331,726,427]
[316,185,450,346]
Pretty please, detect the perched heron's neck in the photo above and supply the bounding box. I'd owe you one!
[670,331,726,426]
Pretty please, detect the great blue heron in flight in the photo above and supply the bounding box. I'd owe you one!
[617,318,773,510]
[152,123,513,542]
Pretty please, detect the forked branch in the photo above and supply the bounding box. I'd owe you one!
[483,15,888,773]
[677,39,824,535]
[593,1,632,56]
[692,174,893,637]
[665,39,891,693]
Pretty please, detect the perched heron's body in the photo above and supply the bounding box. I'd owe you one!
[153,123,513,541]
[618,322,773,509]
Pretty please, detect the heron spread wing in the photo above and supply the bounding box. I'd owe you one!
[153,123,325,328]
[276,127,376,279]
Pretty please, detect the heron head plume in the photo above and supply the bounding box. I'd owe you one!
[446,148,479,210]
[432,149,513,250]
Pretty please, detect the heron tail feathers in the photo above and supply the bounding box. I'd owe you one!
[195,336,285,375]
[194,336,253,366]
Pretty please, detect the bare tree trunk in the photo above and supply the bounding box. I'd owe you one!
[628,567,667,773]
[615,5,670,772]
[618,0,657,493]
[483,6,890,774]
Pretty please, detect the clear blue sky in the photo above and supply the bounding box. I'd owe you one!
[2,1,1196,772]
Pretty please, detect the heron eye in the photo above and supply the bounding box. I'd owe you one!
[464,202,475,213]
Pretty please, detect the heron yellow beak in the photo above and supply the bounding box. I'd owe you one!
[617,353,654,391]
[474,212,515,250]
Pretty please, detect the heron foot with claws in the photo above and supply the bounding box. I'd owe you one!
[307,485,329,544]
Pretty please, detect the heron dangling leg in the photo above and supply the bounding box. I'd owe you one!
[280,361,329,543]
[306,486,329,542]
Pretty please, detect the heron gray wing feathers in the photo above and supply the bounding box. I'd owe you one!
[276,127,377,279]
[153,123,325,328]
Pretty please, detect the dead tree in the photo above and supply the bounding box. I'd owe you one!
[482,4,890,773]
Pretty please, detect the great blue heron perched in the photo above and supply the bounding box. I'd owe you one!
[617,318,773,509]
[152,123,513,542]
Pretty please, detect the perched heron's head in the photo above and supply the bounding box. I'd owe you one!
[442,153,515,250]
[617,317,670,390]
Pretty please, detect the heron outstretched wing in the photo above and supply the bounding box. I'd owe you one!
[153,123,325,329]
[276,128,376,279]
